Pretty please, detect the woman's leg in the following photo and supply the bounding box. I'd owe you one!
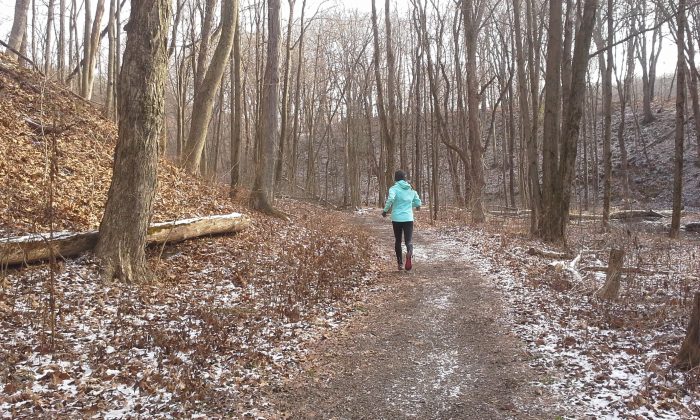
[404,222,414,255]
[392,222,403,266]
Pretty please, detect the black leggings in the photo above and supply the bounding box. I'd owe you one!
[392,221,414,264]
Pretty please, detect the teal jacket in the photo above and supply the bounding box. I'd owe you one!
[384,180,422,222]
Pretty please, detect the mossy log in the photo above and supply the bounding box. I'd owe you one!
[0,213,250,266]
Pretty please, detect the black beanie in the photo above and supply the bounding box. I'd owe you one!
[394,170,407,182]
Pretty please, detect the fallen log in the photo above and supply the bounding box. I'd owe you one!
[0,213,250,266]
[527,247,572,259]
[684,222,700,233]
[582,265,670,276]
[609,209,664,220]
[488,209,602,220]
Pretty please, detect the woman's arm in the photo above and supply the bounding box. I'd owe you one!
[412,192,422,208]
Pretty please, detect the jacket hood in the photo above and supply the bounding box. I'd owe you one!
[396,180,412,189]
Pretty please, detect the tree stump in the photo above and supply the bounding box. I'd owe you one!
[676,292,700,370]
[595,249,625,300]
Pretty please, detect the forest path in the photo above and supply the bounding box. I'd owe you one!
[271,213,558,419]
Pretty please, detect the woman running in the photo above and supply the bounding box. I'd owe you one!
[382,170,422,271]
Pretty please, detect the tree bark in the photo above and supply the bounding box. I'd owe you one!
[275,0,295,189]
[539,0,563,239]
[671,0,686,238]
[289,0,307,191]
[596,248,625,300]
[685,23,700,161]
[539,0,597,242]
[230,18,243,192]
[602,0,613,228]
[95,0,171,282]
[6,0,31,61]
[250,0,281,214]
[182,0,238,173]
[81,0,106,100]
[514,0,541,234]
[371,0,394,194]
[105,0,117,118]
[44,0,55,74]
[556,0,598,237]
[58,0,66,79]
[384,0,398,187]
[463,0,486,223]
[676,292,700,370]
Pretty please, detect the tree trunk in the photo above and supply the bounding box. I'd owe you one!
[602,0,613,228]
[463,0,486,223]
[275,0,295,189]
[182,0,238,173]
[384,0,397,186]
[95,0,171,282]
[637,1,655,124]
[514,0,541,233]
[230,18,242,192]
[555,0,597,239]
[596,248,625,300]
[616,28,635,210]
[685,24,700,161]
[58,0,66,79]
[250,0,281,214]
[371,0,394,193]
[6,0,31,61]
[539,0,597,242]
[539,0,563,239]
[289,0,307,191]
[44,0,55,74]
[676,292,700,370]
[671,0,686,238]
[193,0,217,94]
[105,0,116,118]
[81,0,106,100]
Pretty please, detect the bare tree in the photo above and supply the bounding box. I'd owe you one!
[251,0,283,215]
[6,0,31,61]
[463,0,487,223]
[670,0,687,238]
[81,0,106,99]
[230,14,243,192]
[539,0,598,242]
[182,0,238,173]
[95,0,171,282]
[44,0,55,74]
[371,0,394,203]
[275,0,295,188]
[58,0,66,79]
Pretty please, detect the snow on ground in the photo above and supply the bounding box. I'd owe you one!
[0,210,377,418]
[429,223,700,418]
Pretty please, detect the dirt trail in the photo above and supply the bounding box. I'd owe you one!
[271,214,558,419]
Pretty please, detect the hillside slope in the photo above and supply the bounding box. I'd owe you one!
[0,53,235,236]
[0,54,378,417]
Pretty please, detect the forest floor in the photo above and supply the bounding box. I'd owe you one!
[270,213,558,419]
[269,209,700,419]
